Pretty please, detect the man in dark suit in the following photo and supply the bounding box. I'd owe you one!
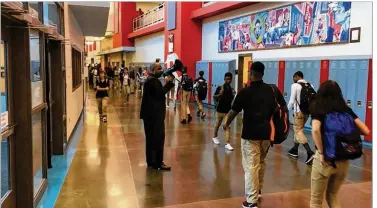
[140,63,175,171]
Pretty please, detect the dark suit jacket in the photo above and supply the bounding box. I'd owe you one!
[140,75,174,120]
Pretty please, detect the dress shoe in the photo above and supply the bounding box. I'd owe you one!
[153,163,171,171]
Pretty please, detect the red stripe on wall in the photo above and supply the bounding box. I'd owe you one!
[365,59,372,142]
[320,60,330,84]
[278,61,285,93]
[208,62,213,105]
[93,41,96,51]
[89,44,92,51]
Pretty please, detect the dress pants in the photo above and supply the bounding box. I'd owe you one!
[143,118,165,167]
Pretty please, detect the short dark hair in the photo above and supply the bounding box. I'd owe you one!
[183,66,188,73]
[199,70,204,76]
[294,71,304,78]
[224,72,233,79]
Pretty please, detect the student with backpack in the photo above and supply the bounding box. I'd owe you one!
[194,70,207,119]
[309,80,369,208]
[213,72,235,151]
[180,67,193,124]
[123,68,131,104]
[223,62,286,208]
[287,71,316,164]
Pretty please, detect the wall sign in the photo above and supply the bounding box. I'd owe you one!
[218,2,352,52]
[168,34,174,53]
[1,111,8,130]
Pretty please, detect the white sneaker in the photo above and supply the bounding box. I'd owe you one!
[225,143,234,151]
[212,137,220,145]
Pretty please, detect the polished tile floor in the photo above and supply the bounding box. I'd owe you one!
[54,89,372,208]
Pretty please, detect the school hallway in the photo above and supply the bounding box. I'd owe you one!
[39,90,372,208]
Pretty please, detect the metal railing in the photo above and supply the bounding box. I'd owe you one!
[133,3,164,32]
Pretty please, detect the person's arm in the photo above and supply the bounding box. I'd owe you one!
[347,108,370,136]
[311,119,325,164]
[223,90,244,128]
[287,84,297,110]
[151,76,174,97]
[355,119,370,136]
[213,86,222,99]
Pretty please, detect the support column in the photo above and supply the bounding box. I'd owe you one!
[164,2,202,80]
[113,2,136,48]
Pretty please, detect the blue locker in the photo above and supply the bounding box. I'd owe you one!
[262,61,278,85]
[354,60,369,123]
[196,61,210,104]
[302,60,320,128]
[211,60,236,105]
[284,61,297,124]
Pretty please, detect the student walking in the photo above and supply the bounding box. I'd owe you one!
[309,80,370,208]
[212,72,235,151]
[223,62,286,208]
[287,71,316,164]
[95,71,110,123]
[180,67,193,124]
[194,70,207,119]
[123,68,131,104]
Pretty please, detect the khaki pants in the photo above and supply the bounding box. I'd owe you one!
[124,85,131,102]
[310,152,350,208]
[195,95,204,112]
[136,82,141,97]
[293,112,308,144]
[114,76,120,89]
[214,112,230,143]
[242,140,270,204]
[130,79,135,93]
[97,97,108,116]
[181,90,191,120]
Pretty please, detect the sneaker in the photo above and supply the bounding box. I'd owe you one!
[225,143,234,151]
[201,112,206,119]
[305,152,314,164]
[288,147,299,158]
[188,114,192,123]
[212,137,220,145]
[258,190,261,199]
[242,201,258,208]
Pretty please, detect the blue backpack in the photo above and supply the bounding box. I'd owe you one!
[323,112,363,162]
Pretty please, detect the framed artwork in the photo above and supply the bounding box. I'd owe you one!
[350,27,361,43]
[218,1,352,52]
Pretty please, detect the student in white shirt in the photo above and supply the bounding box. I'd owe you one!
[287,71,315,164]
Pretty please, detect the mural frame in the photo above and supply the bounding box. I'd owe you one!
[218,2,351,53]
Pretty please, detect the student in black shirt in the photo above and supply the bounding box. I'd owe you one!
[223,62,284,208]
[212,72,235,151]
[95,71,110,123]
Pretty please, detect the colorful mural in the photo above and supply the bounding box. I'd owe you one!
[218,2,351,52]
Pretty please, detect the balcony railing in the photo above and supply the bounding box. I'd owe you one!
[133,3,164,32]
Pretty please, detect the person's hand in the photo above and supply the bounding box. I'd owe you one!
[319,153,325,166]
[106,87,109,90]
[167,74,174,82]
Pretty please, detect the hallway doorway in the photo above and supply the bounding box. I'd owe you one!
[237,54,252,91]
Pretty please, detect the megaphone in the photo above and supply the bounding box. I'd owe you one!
[162,59,183,77]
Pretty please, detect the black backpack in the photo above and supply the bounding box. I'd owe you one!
[182,75,194,91]
[197,78,208,100]
[298,82,316,115]
[270,84,290,145]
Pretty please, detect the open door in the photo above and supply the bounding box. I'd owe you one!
[237,54,252,91]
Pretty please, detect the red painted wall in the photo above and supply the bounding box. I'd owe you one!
[278,61,285,93]
[319,60,329,84]
[113,2,135,48]
[164,2,202,80]
[365,59,372,142]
